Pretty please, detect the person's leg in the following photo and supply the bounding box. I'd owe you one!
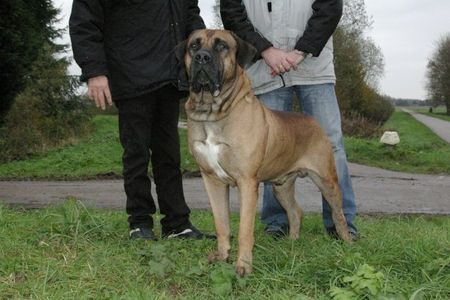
[295,84,357,235]
[116,95,156,231]
[256,87,294,233]
[150,85,192,234]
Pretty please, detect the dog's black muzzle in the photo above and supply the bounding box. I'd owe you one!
[190,49,223,96]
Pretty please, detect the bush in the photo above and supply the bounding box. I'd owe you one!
[0,43,92,162]
[336,78,394,125]
[357,85,394,123]
[342,111,382,138]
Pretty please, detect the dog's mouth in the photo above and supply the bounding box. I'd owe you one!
[191,67,222,97]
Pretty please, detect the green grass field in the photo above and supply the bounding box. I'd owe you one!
[0,111,450,179]
[345,111,450,174]
[0,200,449,299]
[414,106,450,122]
[0,116,196,179]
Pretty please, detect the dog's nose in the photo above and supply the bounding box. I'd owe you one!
[194,50,211,65]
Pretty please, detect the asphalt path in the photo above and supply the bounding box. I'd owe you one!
[1,163,449,215]
[402,108,450,144]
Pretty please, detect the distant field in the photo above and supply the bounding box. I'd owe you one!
[1,111,450,180]
[414,106,450,122]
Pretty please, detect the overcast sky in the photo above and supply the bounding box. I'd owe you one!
[55,0,450,100]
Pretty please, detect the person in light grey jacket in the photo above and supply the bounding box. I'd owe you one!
[221,0,358,239]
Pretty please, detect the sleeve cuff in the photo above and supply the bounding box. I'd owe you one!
[254,39,273,59]
[295,41,321,57]
[80,64,109,82]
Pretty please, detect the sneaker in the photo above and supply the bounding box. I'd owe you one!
[162,224,216,240]
[129,227,157,241]
[264,224,289,239]
[326,226,358,242]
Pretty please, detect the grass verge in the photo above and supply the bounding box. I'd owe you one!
[0,200,449,299]
[345,111,450,174]
[1,111,449,180]
[0,116,196,180]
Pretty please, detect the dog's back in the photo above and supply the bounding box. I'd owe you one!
[256,103,334,182]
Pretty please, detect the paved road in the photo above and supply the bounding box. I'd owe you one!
[1,163,449,215]
[402,108,450,143]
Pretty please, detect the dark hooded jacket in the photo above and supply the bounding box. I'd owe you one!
[69,0,205,100]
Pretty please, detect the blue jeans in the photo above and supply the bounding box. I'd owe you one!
[258,84,357,234]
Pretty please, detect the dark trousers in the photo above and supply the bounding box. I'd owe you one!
[115,84,190,232]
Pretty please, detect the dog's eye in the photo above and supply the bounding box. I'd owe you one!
[215,43,228,52]
[190,43,199,51]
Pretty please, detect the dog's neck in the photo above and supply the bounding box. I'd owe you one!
[185,67,254,122]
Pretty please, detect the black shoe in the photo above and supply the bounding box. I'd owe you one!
[129,227,157,241]
[162,224,216,240]
[326,227,358,242]
[265,224,289,239]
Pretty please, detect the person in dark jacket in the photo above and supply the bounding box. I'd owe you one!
[221,0,358,240]
[70,0,213,240]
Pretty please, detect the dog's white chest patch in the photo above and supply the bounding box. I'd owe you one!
[193,129,230,181]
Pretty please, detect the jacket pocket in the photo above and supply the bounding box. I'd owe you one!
[246,60,277,91]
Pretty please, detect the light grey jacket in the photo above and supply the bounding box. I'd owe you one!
[242,0,336,95]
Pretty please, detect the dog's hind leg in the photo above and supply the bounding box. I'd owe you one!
[272,175,303,239]
[202,173,231,263]
[308,171,352,243]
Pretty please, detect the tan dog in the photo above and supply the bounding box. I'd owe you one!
[178,29,352,276]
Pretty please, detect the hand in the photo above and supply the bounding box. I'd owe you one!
[285,51,306,71]
[87,75,112,110]
[261,47,295,77]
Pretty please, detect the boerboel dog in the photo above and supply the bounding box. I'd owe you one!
[178,29,352,276]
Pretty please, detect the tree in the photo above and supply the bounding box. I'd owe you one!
[0,0,92,161]
[0,0,59,123]
[0,43,91,161]
[334,0,391,123]
[426,34,450,115]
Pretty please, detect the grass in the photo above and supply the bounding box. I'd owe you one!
[413,106,450,122]
[0,116,197,180]
[1,111,450,179]
[345,111,450,174]
[0,200,449,299]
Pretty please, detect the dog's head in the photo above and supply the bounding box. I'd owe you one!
[176,29,256,97]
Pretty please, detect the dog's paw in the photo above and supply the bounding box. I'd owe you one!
[235,262,252,277]
[289,231,300,240]
[208,251,230,263]
[339,230,354,244]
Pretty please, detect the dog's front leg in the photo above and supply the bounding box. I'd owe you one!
[236,178,258,277]
[201,173,231,263]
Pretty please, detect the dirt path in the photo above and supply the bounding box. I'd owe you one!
[402,108,450,143]
[1,163,449,215]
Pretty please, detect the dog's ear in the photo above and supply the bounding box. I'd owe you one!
[231,32,257,69]
[174,40,187,65]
